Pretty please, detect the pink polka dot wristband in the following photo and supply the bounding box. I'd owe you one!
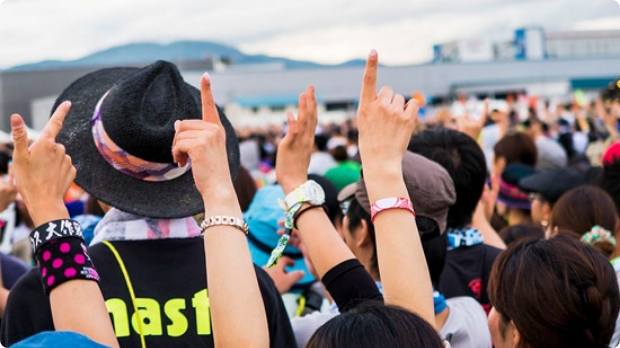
[35,237,99,294]
[30,219,99,295]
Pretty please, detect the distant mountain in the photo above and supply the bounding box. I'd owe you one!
[10,41,366,71]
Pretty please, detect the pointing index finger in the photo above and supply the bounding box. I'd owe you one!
[42,101,71,140]
[360,49,378,106]
[201,73,222,126]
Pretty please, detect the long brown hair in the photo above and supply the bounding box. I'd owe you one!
[550,185,619,258]
[488,235,619,348]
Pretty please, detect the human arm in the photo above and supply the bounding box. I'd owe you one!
[275,86,358,281]
[455,99,489,142]
[262,256,305,294]
[172,73,268,348]
[596,96,619,137]
[472,174,506,250]
[355,50,435,327]
[0,257,8,317]
[10,103,118,348]
[273,86,383,311]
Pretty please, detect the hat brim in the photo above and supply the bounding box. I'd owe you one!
[518,175,545,195]
[497,195,531,210]
[247,240,316,291]
[54,67,240,219]
[337,183,357,202]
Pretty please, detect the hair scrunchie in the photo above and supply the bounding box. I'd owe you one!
[30,219,100,295]
[581,225,616,247]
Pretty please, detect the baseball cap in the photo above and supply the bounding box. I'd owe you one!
[337,151,456,234]
[518,167,586,206]
[244,185,315,293]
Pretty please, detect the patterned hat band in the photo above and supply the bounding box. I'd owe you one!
[91,90,191,182]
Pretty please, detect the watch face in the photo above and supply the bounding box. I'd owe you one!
[305,181,326,204]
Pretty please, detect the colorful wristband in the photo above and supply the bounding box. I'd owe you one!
[30,219,99,295]
[370,197,415,223]
[284,202,303,229]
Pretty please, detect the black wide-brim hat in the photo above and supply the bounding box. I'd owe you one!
[53,61,240,219]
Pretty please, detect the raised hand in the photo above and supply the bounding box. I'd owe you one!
[456,98,489,140]
[357,50,419,172]
[275,86,317,195]
[0,165,17,212]
[11,102,75,227]
[172,73,233,200]
[262,256,305,294]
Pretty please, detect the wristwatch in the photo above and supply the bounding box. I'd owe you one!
[279,180,326,212]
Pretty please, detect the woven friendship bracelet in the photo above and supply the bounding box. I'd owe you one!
[30,219,83,255]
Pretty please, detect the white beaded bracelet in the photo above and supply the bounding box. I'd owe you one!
[200,216,249,235]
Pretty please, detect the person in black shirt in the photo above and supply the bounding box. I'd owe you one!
[1,61,295,348]
[410,128,502,314]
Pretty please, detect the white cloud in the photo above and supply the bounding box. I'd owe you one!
[1,0,620,68]
[573,16,620,31]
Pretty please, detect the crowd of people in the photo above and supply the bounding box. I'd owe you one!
[0,50,617,348]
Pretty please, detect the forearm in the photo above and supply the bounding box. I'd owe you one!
[203,192,269,348]
[321,259,383,312]
[364,169,436,328]
[50,281,119,348]
[32,213,119,347]
[26,201,70,229]
[280,179,357,281]
[292,206,357,280]
[472,203,506,250]
[0,287,9,317]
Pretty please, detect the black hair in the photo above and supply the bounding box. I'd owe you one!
[347,129,359,143]
[0,151,10,175]
[315,135,329,152]
[499,223,544,246]
[306,302,444,348]
[600,159,620,215]
[308,174,341,225]
[330,145,349,162]
[346,198,447,287]
[346,199,378,276]
[557,133,576,160]
[408,129,487,228]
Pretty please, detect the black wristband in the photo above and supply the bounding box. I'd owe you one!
[30,219,99,295]
[293,205,328,229]
[35,236,100,295]
[30,219,83,255]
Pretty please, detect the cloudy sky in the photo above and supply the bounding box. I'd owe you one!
[0,0,619,69]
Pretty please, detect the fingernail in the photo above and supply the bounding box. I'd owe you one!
[203,72,211,82]
[174,120,180,131]
[10,115,22,128]
[369,49,378,58]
